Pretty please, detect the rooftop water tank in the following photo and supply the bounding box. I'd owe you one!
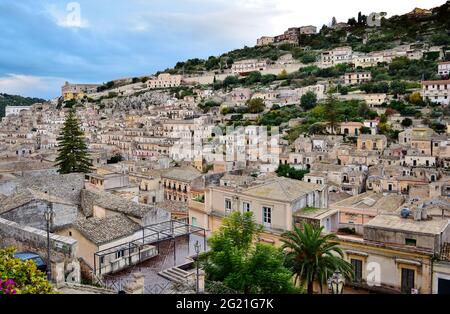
[401,208,411,218]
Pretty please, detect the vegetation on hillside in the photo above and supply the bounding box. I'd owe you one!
[0,93,45,117]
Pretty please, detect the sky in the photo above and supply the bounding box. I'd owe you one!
[0,0,446,99]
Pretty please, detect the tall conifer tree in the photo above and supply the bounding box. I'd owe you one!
[56,109,92,174]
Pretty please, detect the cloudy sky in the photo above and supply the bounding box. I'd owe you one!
[0,0,445,99]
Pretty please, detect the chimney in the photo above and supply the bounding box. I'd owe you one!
[414,207,422,221]
[421,207,428,220]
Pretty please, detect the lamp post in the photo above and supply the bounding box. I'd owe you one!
[194,240,201,294]
[44,205,54,281]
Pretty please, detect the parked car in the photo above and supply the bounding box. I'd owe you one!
[13,252,47,273]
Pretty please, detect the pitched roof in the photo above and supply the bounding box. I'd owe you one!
[161,166,202,182]
[0,188,74,214]
[422,79,450,85]
[81,189,160,219]
[241,177,324,202]
[73,214,141,246]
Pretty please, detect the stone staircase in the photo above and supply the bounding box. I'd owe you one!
[158,266,194,284]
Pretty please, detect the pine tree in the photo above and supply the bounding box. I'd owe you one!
[55,109,93,174]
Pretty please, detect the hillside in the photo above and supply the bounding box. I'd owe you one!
[0,93,46,117]
[159,1,450,75]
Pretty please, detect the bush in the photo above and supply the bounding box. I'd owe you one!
[246,98,265,114]
[300,91,317,111]
[401,118,413,127]
[276,164,309,181]
[338,227,356,235]
[0,247,53,294]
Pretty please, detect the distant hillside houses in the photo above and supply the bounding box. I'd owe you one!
[61,81,101,101]
[256,25,317,47]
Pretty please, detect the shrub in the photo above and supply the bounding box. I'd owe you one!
[0,247,53,294]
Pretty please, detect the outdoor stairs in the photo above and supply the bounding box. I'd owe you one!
[158,266,193,284]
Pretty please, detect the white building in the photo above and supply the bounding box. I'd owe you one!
[321,47,353,67]
[147,73,182,89]
[256,36,275,47]
[342,72,372,85]
[422,80,450,105]
[438,62,450,77]
[231,59,269,75]
[5,106,32,117]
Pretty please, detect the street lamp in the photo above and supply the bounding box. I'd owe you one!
[44,205,54,281]
[329,271,345,294]
[194,240,201,294]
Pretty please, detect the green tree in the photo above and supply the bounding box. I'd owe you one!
[300,91,318,111]
[409,92,423,105]
[245,71,262,85]
[201,212,298,294]
[401,118,413,127]
[0,247,53,294]
[324,93,338,130]
[360,126,372,134]
[281,224,354,294]
[276,164,309,180]
[278,69,288,80]
[107,153,123,164]
[56,109,93,174]
[390,80,407,96]
[246,98,266,113]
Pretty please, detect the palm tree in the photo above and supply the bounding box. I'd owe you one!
[281,223,354,294]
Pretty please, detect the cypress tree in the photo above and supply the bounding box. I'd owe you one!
[55,109,93,174]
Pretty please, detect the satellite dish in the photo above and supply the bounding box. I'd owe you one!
[401,208,411,218]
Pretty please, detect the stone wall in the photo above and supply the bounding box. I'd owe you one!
[0,217,78,260]
[1,201,78,230]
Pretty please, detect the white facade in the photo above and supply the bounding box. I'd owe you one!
[342,72,372,85]
[147,74,182,89]
[422,80,450,105]
[5,106,32,117]
[438,62,450,77]
[321,47,353,67]
[231,59,268,74]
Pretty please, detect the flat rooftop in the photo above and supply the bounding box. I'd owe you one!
[365,214,449,235]
[330,191,405,214]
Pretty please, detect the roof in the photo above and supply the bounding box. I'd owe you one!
[422,79,450,85]
[73,214,141,246]
[155,200,188,213]
[294,207,337,220]
[0,188,74,215]
[330,191,405,213]
[161,166,202,182]
[365,215,449,236]
[241,177,324,203]
[81,189,161,219]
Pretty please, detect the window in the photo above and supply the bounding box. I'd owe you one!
[225,198,232,214]
[116,250,125,259]
[405,238,417,246]
[263,206,272,226]
[401,268,415,294]
[351,259,363,283]
[191,217,197,227]
[243,202,251,213]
